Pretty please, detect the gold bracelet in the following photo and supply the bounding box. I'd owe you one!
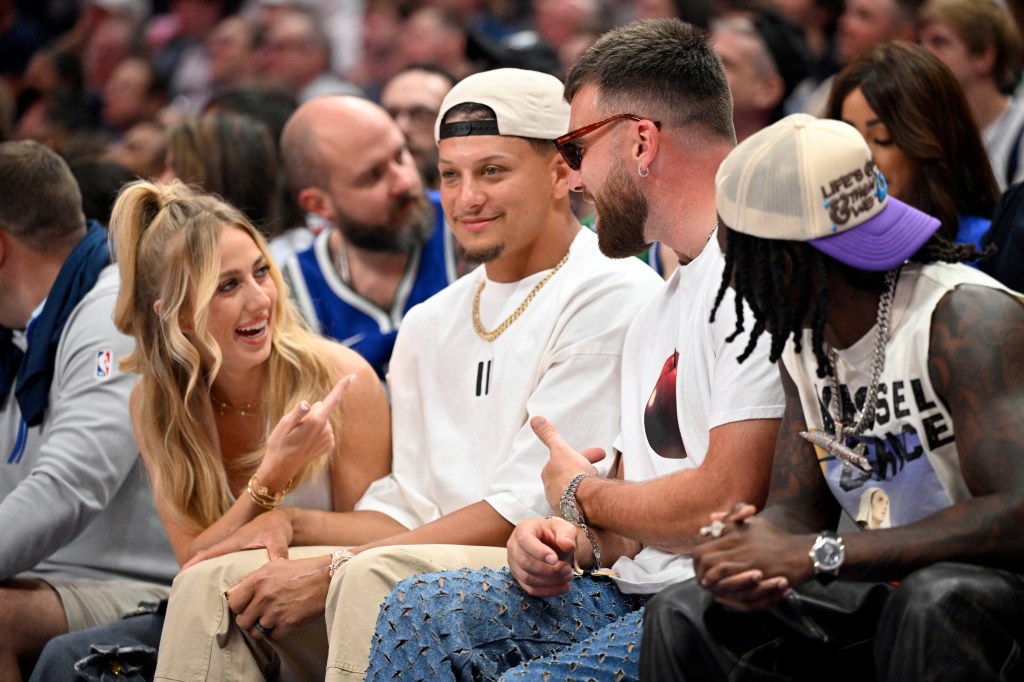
[247,473,292,510]
[328,549,356,578]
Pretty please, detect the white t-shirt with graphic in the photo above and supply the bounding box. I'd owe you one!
[612,233,786,594]
[783,262,1019,528]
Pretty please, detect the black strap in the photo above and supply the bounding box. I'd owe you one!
[439,120,499,139]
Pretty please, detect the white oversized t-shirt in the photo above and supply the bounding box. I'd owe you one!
[356,228,662,529]
[612,233,785,593]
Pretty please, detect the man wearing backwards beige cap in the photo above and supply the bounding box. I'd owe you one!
[152,68,660,682]
[364,18,785,682]
[643,113,1024,680]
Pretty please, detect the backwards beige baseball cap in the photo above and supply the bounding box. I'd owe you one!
[435,68,570,144]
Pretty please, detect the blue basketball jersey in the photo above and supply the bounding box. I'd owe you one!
[285,192,457,379]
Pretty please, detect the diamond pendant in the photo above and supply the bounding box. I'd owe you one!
[800,430,873,474]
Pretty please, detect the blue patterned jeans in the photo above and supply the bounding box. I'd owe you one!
[365,567,648,682]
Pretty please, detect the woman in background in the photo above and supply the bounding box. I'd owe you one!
[163,112,291,239]
[827,41,1000,250]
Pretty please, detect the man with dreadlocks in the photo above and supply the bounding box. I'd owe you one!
[642,113,1024,681]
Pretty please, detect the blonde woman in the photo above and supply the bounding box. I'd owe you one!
[112,179,391,563]
[30,180,392,679]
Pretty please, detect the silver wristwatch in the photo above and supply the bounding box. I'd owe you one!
[559,473,601,572]
[809,531,845,583]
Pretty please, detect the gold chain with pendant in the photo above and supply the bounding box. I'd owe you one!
[472,252,570,342]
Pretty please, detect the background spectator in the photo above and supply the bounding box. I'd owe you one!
[101,56,167,135]
[162,112,286,238]
[712,7,813,141]
[257,6,362,102]
[205,14,260,93]
[827,41,999,247]
[919,0,1024,191]
[380,64,455,189]
[104,119,168,179]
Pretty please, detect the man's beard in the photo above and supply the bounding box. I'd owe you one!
[336,192,434,253]
[593,163,650,259]
[460,243,504,266]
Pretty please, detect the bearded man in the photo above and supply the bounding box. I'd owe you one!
[281,95,458,379]
[363,19,786,682]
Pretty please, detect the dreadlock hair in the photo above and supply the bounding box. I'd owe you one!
[711,227,985,378]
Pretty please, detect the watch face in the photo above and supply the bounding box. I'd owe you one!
[815,539,843,570]
[560,500,582,526]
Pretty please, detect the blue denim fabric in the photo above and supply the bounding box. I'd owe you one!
[501,609,647,682]
[29,601,164,682]
[366,567,648,682]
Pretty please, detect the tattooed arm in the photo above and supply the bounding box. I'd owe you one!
[835,284,1024,578]
[694,285,1024,610]
[753,362,842,534]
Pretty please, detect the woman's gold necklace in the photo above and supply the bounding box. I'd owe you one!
[210,392,262,417]
[472,252,569,342]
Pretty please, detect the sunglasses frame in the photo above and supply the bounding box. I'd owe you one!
[553,114,661,171]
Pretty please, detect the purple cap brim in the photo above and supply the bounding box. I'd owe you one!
[808,197,941,271]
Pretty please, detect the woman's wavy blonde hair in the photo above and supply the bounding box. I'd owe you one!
[109,180,340,530]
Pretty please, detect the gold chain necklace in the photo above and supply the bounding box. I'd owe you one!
[472,252,569,342]
[210,392,262,417]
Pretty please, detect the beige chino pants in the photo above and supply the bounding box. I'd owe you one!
[153,544,508,682]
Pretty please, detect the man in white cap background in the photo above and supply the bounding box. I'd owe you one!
[151,67,661,682]
[362,19,785,682]
[642,113,1024,680]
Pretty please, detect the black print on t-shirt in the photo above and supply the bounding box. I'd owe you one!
[475,360,492,397]
[816,378,955,493]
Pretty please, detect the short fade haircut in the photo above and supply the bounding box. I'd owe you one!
[0,140,85,252]
[565,18,735,143]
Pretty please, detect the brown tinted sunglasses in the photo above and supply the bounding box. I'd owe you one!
[553,114,661,171]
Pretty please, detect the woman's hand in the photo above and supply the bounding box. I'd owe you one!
[259,375,354,489]
[180,509,295,570]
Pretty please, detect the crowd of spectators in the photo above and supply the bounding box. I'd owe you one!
[3,0,1024,679]
[4,0,1024,237]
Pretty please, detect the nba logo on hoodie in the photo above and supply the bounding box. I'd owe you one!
[96,349,112,380]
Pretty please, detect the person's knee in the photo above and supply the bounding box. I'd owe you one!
[380,566,511,621]
[0,579,68,655]
[341,546,416,586]
[885,562,998,622]
[172,549,268,593]
[33,628,160,682]
[344,545,505,589]
[643,579,706,644]
[878,563,1021,655]
[877,563,1024,680]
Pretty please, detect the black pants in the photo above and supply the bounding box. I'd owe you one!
[641,563,1024,681]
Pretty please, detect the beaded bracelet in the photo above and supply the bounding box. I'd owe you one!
[247,473,293,510]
